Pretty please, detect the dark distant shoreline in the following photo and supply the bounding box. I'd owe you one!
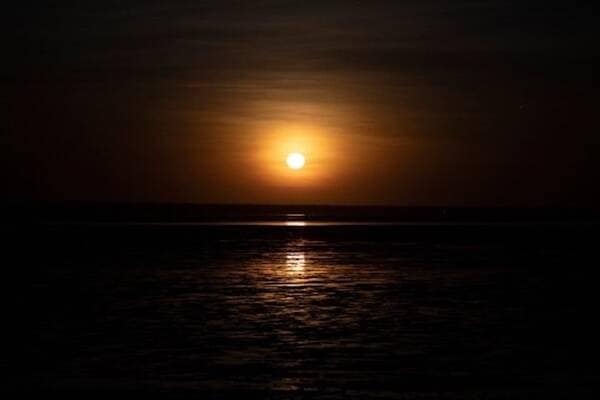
[3,202,599,224]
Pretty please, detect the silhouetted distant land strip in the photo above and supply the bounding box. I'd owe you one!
[2,202,599,224]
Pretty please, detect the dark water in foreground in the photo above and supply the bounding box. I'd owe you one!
[4,221,600,397]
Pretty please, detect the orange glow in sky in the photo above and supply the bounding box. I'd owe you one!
[255,124,340,188]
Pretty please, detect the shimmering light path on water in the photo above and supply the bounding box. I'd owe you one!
[9,223,599,397]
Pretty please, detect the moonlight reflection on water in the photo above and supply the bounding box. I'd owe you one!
[286,251,306,273]
[13,224,597,397]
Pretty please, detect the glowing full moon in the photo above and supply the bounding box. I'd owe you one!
[286,152,306,170]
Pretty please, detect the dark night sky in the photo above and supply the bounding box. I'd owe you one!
[2,1,599,205]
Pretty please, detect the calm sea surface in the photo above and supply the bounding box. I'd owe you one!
[5,221,600,397]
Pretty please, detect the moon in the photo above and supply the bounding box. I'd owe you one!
[286,152,306,170]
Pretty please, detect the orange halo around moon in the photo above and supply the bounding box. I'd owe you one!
[254,124,338,186]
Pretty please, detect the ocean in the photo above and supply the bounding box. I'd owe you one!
[3,206,599,397]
